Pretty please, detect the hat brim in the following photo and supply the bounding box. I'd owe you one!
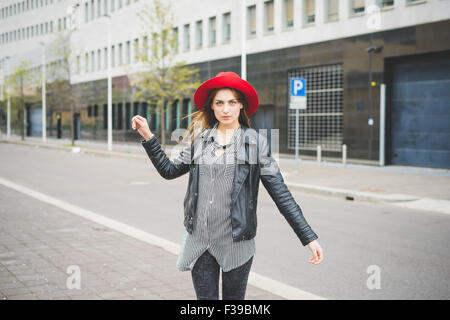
[193,75,259,116]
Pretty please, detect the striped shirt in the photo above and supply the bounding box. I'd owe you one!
[176,122,256,272]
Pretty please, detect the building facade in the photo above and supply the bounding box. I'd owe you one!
[1,0,450,168]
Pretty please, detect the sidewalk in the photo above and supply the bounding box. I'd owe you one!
[2,134,450,215]
[0,184,283,300]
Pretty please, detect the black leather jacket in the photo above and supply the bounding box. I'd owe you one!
[141,125,318,246]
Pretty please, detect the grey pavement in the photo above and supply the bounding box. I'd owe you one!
[0,184,283,300]
[2,133,449,215]
[1,134,450,300]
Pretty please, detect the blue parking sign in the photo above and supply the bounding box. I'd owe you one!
[291,78,306,97]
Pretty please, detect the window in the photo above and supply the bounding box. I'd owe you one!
[91,51,95,72]
[152,33,157,56]
[172,27,178,52]
[118,0,122,8]
[222,12,231,43]
[104,47,108,68]
[326,0,339,22]
[111,0,115,12]
[111,45,115,67]
[247,5,256,37]
[351,0,365,15]
[85,2,88,22]
[195,20,202,49]
[126,41,130,64]
[97,0,101,17]
[376,0,394,8]
[76,55,80,74]
[104,0,108,14]
[209,17,216,46]
[264,0,274,33]
[304,0,315,24]
[183,24,190,51]
[63,17,66,29]
[142,35,148,58]
[134,38,139,63]
[50,20,53,32]
[91,0,94,20]
[85,53,89,72]
[118,43,123,65]
[97,49,101,70]
[283,0,294,28]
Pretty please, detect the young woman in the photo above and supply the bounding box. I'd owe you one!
[131,71,323,300]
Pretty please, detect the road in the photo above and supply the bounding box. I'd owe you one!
[0,143,449,299]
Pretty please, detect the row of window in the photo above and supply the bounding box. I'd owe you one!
[182,12,232,52]
[91,99,193,132]
[246,0,423,36]
[84,0,139,23]
[0,0,62,20]
[1,16,69,45]
[76,38,140,74]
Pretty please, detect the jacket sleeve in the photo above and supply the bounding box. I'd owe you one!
[257,134,318,246]
[141,135,191,180]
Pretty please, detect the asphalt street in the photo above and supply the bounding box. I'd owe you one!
[1,143,449,299]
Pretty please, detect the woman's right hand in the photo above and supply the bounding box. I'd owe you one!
[131,115,153,141]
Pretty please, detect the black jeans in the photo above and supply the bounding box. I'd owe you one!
[191,250,253,300]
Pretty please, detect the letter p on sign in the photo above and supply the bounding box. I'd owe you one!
[291,78,306,97]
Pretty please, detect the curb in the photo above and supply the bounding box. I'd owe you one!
[285,181,450,216]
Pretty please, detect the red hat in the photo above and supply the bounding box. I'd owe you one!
[193,71,260,116]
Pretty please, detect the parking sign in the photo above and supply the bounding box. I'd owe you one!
[289,78,307,109]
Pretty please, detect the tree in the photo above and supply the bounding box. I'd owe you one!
[130,0,201,148]
[6,60,34,141]
[47,31,85,146]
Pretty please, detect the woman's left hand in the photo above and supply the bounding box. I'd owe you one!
[307,240,323,265]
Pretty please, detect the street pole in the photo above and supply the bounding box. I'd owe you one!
[5,56,11,139]
[107,16,112,151]
[38,42,46,143]
[295,108,299,171]
[241,1,246,80]
[379,83,386,166]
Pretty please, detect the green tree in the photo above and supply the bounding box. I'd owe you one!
[130,0,201,148]
[6,60,34,141]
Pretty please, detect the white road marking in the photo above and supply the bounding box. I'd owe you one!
[0,176,326,300]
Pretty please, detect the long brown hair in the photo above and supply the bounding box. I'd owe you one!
[182,87,251,143]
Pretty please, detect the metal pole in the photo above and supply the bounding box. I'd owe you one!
[317,145,321,167]
[5,57,10,139]
[241,1,246,80]
[41,44,46,143]
[379,83,386,166]
[295,108,299,171]
[107,17,112,151]
[342,144,347,167]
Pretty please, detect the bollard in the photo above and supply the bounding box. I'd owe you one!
[342,144,347,167]
[317,145,321,167]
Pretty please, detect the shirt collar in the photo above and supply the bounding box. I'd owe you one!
[207,122,242,144]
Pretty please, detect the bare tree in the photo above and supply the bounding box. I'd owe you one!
[130,0,201,148]
[47,31,85,145]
